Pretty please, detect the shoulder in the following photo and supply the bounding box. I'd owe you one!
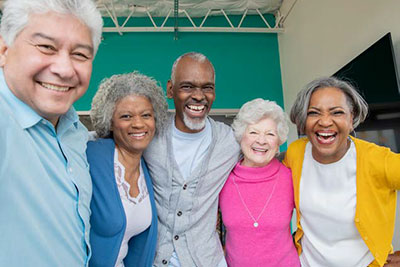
[87,138,115,159]
[209,117,240,155]
[285,138,308,159]
[208,117,237,143]
[287,137,308,152]
[283,137,308,168]
[352,136,391,154]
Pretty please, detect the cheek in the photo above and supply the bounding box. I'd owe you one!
[148,120,156,137]
[268,138,280,153]
[76,62,92,85]
[240,136,252,152]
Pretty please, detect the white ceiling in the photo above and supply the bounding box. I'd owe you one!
[95,0,283,17]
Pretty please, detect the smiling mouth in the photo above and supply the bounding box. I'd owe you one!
[186,104,206,113]
[40,82,71,92]
[252,147,268,153]
[129,132,146,139]
[316,131,337,143]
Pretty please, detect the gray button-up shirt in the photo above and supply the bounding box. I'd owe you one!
[144,115,240,267]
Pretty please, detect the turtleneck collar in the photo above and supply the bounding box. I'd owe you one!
[232,158,281,182]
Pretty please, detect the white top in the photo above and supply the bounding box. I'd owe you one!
[172,119,212,180]
[114,149,152,267]
[299,140,374,267]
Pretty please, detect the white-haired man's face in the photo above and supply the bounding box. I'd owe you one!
[0,11,94,126]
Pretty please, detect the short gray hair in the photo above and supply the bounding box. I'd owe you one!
[91,71,168,138]
[290,76,369,135]
[0,0,103,54]
[170,52,215,83]
[232,98,289,145]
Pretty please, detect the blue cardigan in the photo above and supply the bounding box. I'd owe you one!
[87,138,158,267]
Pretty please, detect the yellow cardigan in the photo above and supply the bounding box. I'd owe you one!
[283,136,400,266]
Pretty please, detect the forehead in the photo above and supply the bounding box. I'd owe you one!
[247,117,277,130]
[17,12,93,49]
[310,87,350,107]
[115,95,152,110]
[175,57,214,83]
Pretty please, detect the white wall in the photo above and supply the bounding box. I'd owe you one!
[278,0,400,250]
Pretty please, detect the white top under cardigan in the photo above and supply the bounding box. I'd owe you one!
[299,140,374,267]
[114,149,152,267]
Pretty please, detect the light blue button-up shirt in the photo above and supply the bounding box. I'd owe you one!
[0,71,92,266]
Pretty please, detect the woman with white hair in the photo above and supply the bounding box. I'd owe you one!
[219,98,300,266]
[87,71,168,267]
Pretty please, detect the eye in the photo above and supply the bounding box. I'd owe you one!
[202,86,214,92]
[267,132,276,136]
[307,110,319,116]
[180,85,194,90]
[35,44,56,54]
[120,114,131,119]
[142,113,153,118]
[249,131,258,135]
[332,110,345,116]
[72,51,91,61]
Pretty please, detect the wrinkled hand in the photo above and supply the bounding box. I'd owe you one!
[384,251,400,266]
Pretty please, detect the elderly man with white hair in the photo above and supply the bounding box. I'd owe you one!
[0,0,103,266]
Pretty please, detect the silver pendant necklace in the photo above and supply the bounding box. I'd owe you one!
[232,175,278,228]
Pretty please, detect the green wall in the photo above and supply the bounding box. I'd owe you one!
[74,15,284,111]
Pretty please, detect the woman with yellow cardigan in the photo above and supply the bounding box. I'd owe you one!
[283,77,400,267]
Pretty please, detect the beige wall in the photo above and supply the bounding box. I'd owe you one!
[279,0,400,250]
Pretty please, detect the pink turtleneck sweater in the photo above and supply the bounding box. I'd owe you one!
[219,158,300,267]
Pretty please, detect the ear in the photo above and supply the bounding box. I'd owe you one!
[0,36,9,67]
[166,80,174,99]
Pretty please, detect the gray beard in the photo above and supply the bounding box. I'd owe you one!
[183,112,206,131]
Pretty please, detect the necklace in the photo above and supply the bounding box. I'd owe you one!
[232,175,278,228]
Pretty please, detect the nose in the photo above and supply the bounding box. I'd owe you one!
[256,133,267,144]
[50,52,76,80]
[318,114,333,127]
[131,116,145,128]
[191,87,205,101]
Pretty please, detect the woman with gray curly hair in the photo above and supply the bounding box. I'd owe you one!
[86,71,168,267]
[219,98,300,266]
[283,76,400,266]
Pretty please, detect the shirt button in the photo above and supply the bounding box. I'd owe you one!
[174,235,179,240]
[364,236,368,241]
[177,211,182,216]
[68,167,73,173]
[355,218,360,223]
[183,184,187,190]
[162,259,168,264]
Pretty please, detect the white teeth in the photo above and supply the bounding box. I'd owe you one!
[130,133,145,137]
[41,82,69,92]
[253,148,267,152]
[318,132,335,137]
[188,105,205,111]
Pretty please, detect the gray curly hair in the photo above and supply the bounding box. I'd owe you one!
[91,71,168,138]
[232,98,289,145]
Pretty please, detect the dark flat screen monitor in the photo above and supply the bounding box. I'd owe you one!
[333,33,400,106]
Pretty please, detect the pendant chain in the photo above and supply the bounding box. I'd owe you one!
[232,175,278,227]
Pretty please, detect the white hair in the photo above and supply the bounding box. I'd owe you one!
[0,0,103,54]
[170,52,215,83]
[232,98,289,145]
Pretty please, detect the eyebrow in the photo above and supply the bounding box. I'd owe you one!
[31,32,94,55]
[308,106,345,110]
[179,81,215,86]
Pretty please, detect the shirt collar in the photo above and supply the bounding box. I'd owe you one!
[0,69,79,130]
